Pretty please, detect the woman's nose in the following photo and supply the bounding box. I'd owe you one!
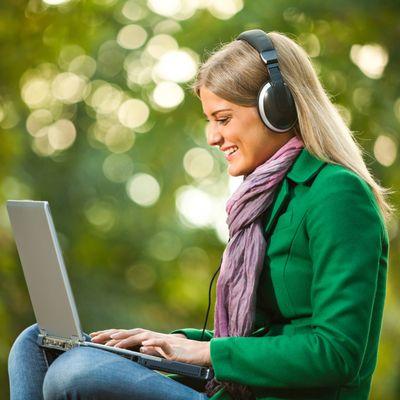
[206,122,223,147]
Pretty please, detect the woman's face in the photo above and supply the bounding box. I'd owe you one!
[200,86,296,177]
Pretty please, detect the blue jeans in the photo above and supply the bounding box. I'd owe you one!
[8,323,209,400]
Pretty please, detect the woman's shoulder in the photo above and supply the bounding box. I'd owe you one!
[307,161,386,236]
[310,161,374,202]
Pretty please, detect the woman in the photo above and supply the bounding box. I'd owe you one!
[8,29,394,400]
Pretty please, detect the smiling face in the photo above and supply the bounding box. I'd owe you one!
[200,86,296,177]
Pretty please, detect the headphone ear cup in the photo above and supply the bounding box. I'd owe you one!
[257,81,297,133]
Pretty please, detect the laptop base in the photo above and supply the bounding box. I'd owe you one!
[37,333,214,381]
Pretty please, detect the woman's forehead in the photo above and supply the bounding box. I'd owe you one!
[200,87,236,112]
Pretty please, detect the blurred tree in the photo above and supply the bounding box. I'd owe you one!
[0,0,399,398]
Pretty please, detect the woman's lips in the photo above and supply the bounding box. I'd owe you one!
[222,146,239,161]
[226,148,238,161]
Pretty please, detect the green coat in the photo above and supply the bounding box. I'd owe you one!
[172,148,389,400]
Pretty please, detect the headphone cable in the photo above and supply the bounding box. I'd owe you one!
[200,256,223,341]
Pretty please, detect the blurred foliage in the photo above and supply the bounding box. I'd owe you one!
[0,0,399,398]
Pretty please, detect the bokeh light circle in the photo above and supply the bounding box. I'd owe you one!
[118,98,150,128]
[126,173,160,206]
[152,81,184,109]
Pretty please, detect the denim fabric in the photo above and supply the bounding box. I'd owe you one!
[8,323,209,400]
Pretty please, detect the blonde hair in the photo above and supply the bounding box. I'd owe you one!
[191,31,396,228]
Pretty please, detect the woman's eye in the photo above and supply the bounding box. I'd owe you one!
[204,117,230,125]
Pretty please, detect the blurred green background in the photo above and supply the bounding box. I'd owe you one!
[0,0,399,398]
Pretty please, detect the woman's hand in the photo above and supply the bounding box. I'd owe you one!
[140,336,211,367]
[89,328,184,350]
[89,328,210,366]
[89,328,185,348]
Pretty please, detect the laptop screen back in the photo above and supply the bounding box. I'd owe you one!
[7,200,83,341]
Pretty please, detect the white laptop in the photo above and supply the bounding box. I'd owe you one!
[6,200,213,381]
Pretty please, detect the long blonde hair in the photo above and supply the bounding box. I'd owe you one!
[191,31,396,227]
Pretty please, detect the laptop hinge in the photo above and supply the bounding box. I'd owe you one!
[37,332,82,352]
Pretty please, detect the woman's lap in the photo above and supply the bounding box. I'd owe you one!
[44,345,208,400]
[8,323,208,400]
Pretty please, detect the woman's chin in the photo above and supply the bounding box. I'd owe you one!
[227,165,245,177]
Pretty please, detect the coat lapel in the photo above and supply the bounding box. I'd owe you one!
[264,179,291,235]
[263,148,327,236]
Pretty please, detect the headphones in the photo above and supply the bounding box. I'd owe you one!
[236,29,298,133]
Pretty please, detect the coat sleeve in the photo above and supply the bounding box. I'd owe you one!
[170,328,214,341]
[210,169,387,388]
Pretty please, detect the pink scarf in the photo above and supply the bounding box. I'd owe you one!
[206,135,304,399]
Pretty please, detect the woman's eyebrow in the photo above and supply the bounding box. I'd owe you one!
[203,108,232,118]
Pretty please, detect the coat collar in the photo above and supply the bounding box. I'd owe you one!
[286,147,327,184]
[264,148,327,235]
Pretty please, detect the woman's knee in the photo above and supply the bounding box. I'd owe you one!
[43,347,89,399]
[8,323,40,368]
